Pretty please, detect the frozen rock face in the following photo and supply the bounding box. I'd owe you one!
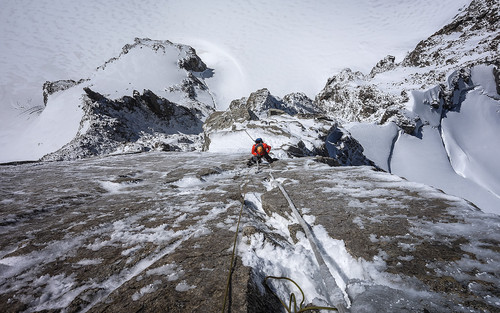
[315,68,414,131]
[402,0,499,69]
[203,89,373,166]
[40,38,216,161]
[0,153,283,313]
[254,159,500,313]
[42,79,87,105]
[1,153,499,312]
[368,55,396,78]
[219,88,321,123]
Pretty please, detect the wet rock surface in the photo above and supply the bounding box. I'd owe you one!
[0,152,499,312]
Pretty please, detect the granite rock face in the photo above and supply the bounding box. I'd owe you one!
[1,153,498,312]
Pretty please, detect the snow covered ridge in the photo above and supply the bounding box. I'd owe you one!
[313,0,500,214]
[40,38,216,161]
[402,0,499,69]
[41,88,206,161]
[315,0,499,126]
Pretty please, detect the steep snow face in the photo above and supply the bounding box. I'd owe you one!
[349,65,500,214]
[345,122,399,172]
[323,0,500,215]
[441,65,500,198]
[390,65,500,214]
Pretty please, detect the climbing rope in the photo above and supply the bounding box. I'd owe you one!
[220,200,245,313]
[243,129,255,142]
[221,167,348,312]
[264,276,338,313]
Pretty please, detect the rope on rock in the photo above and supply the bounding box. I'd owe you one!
[221,166,348,312]
[244,129,255,142]
[221,200,245,313]
[264,276,338,313]
[269,172,349,313]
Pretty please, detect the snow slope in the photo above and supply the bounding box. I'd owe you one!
[347,65,500,214]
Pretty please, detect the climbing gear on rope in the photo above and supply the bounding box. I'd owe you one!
[264,276,338,313]
[269,173,349,313]
[221,200,245,313]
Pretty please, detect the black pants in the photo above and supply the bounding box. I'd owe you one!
[248,152,274,165]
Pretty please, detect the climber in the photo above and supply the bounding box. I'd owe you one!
[247,138,276,166]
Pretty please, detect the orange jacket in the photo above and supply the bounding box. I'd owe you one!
[252,143,271,156]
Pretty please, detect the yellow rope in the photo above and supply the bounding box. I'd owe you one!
[264,276,338,313]
[221,201,245,313]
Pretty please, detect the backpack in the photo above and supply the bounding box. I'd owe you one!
[255,143,265,155]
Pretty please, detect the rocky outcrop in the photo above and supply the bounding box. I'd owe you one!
[315,68,414,132]
[317,126,376,167]
[402,0,499,69]
[203,89,373,165]
[41,88,204,161]
[368,55,396,78]
[495,65,500,95]
[204,88,321,133]
[98,37,208,73]
[42,79,87,105]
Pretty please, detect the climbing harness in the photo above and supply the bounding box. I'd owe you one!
[264,276,338,313]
